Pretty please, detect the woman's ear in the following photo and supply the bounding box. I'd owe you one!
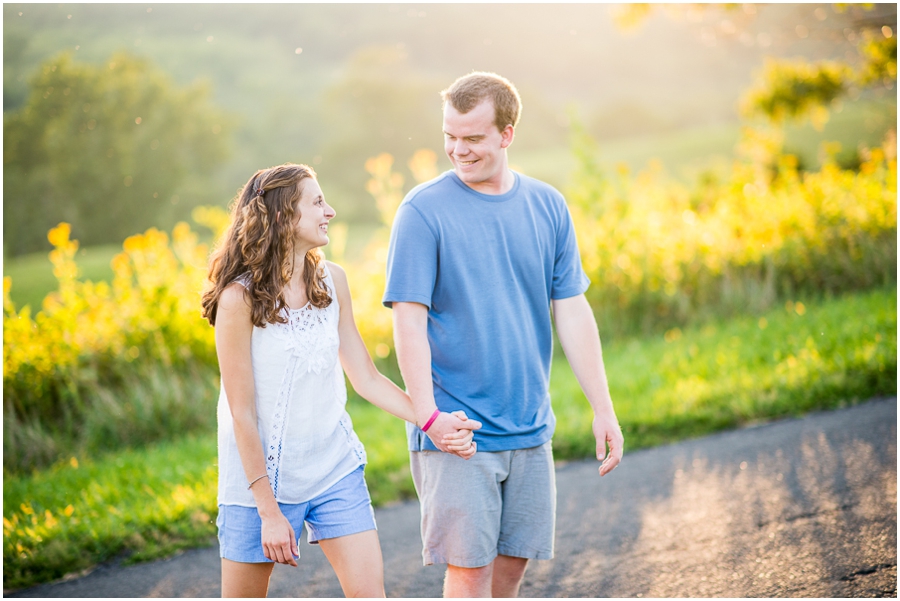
[276,211,281,223]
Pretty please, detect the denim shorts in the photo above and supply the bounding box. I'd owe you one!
[410,440,556,568]
[217,465,376,563]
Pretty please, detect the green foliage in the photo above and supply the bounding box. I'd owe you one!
[858,29,898,85]
[3,361,219,474]
[3,51,232,255]
[4,287,895,591]
[739,20,896,129]
[740,59,851,129]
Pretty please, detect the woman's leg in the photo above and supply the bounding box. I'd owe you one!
[318,529,386,598]
[221,558,274,598]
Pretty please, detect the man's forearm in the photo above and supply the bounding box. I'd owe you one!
[392,302,439,426]
[552,295,616,418]
[554,294,624,475]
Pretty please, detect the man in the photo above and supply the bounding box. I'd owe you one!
[383,71,624,598]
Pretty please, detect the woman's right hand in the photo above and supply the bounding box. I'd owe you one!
[260,510,299,566]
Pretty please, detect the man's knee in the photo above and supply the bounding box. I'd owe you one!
[492,555,528,597]
[445,562,494,597]
[494,555,528,577]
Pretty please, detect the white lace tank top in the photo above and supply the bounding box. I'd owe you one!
[217,263,366,507]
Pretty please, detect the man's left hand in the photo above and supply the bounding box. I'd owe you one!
[593,414,624,476]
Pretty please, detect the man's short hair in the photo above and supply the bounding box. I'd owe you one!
[441,72,522,133]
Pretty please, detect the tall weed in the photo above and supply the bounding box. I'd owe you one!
[567,125,897,335]
[3,223,217,472]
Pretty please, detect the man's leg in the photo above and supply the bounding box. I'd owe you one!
[491,441,557,598]
[491,555,529,598]
[444,563,493,598]
[410,450,508,596]
[443,555,527,598]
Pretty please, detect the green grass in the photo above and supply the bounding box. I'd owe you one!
[3,287,896,591]
[3,434,219,591]
[553,287,897,457]
[3,245,120,311]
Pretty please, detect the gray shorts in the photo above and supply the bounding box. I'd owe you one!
[410,440,556,568]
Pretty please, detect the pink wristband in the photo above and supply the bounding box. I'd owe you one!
[421,409,441,432]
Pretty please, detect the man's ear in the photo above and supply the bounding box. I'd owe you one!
[500,124,515,149]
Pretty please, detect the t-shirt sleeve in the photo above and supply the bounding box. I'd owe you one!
[383,202,438,308]
[551,199,591,300]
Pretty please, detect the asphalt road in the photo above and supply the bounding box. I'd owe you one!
[10,397,897,598]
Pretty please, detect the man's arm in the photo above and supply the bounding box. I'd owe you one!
[552,294,623,476]
[393,301,481,454]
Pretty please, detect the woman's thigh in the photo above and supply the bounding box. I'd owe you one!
[221,558,274,598]
[318,530,385,598]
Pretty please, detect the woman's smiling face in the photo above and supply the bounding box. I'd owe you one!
[292,177,335,252]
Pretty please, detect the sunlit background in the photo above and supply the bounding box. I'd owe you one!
[3,3,896,593]
[4,3,896,256]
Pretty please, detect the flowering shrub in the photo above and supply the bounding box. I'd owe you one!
[3,222,217,470]
[567,127,897,335]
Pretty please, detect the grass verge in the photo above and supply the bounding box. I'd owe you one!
[3,287,896,591]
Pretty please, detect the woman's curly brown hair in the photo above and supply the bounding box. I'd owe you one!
[201,163,332,327]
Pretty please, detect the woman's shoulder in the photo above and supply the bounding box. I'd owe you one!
[324,260,345,279]
[218,280,251,312]
[325,260,349,293]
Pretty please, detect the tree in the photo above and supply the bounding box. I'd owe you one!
[609,3,897,129]
[4,52,231,256]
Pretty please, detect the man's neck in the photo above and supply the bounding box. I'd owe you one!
[460,167,515,196]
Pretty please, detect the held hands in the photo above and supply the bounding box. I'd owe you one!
[260,510,300,567]
[426,410,482,459]
[593,413,624,477]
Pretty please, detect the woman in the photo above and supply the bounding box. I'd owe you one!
[201,163,479,597]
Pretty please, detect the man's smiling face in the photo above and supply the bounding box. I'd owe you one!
[442,99,514,194]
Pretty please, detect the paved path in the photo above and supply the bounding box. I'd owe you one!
[11,398,897,598]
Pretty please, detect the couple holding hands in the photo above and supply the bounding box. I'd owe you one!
[201,71,624,598]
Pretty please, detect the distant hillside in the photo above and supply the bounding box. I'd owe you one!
[4,3,896,227]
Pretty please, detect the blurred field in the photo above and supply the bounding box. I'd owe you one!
[7,4,890,235]
[3,286,894,591]
[514,95,896,190]
[6,93,895,314]
[3,2,895,592]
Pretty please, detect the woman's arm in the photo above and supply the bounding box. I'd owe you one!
[328,262,478,456]
[216,283,299,565]
[330,262,419,422]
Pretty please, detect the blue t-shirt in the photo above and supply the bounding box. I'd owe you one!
[383,170,589,452]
